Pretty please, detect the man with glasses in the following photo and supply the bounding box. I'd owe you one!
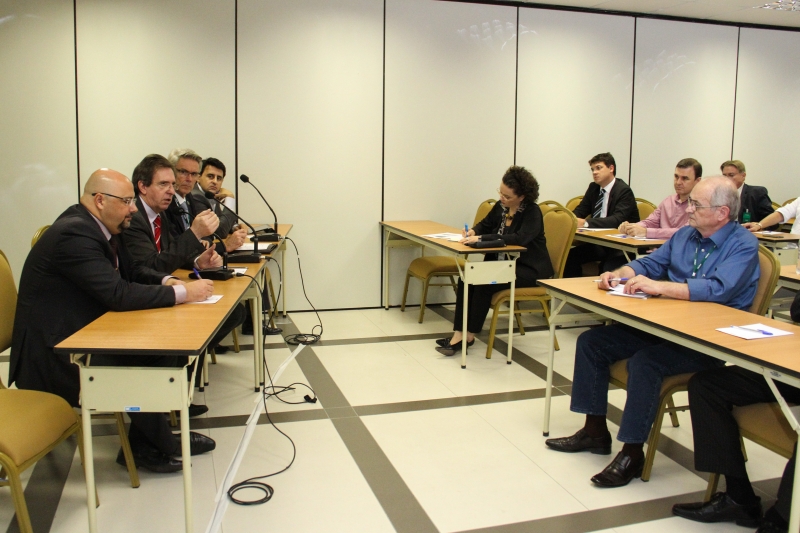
[564,152,640,277]
[10,169,217,473]
[721,160,775,227]
[546,177,760,489]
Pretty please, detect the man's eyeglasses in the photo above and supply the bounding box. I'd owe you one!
[687,199,722,210]
[92,192,135,206]
[176,169,201,179]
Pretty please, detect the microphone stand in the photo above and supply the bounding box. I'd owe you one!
[205,191,262,263]
[239,174,280,242]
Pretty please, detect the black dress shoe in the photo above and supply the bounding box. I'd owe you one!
[436,339,466,356]
[173,431,216,456]
[590,451,644,487]
[116,447,182,473]
[757,519,788,533]
[176,404,208,418]
[264,325,282,335]
[545,428,612,455]
[672,492,762,527]
[435,338,475,348]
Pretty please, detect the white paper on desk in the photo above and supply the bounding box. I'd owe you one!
[422,233,462,241]
[756,231,784,236]
[188,295,223,304]
[576,227,611,232]
[606,234,630,239]
[717,323,793,340]
[607,284,648,299]
[633,236,660,241]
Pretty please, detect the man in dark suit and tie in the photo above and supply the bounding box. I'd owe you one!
[10,169,217,472]
[195,156,240,237]
[721,160,775,227]
[564,152,640,277]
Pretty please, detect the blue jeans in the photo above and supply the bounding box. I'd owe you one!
[570,324,724,443]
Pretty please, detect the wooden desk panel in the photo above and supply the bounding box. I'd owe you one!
[381,220,524,254]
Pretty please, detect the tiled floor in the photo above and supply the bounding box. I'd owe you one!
[0,305,788,533]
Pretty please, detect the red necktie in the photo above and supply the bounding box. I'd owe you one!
[154,215,162,252]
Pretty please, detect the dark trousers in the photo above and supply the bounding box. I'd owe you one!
[564,243,626,278]
[452,276,536,334]
[91,354,187,456]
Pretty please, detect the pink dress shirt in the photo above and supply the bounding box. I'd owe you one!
[635,193,690,239]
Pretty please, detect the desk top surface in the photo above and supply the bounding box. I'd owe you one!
[573,228,667,248]
[754,231,800,242]
[781,264,800,283]
[54,260,266,356]
[539,277,800,379]
[381,220,525,254]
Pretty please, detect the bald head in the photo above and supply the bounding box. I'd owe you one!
[80,169,137,234]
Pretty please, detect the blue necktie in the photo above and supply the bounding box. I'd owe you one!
[593,189,605,219]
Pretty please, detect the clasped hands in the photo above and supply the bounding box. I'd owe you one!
[617,221,646,237]
[598,270,661,296]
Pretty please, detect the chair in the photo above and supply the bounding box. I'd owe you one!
[635,198,657,221]
[538,200,563,215]
[400,199,496,323]
[608,244,780,481]
[565,196,583,212]
[704,402,796,500]
[484,206,578,358]
[30,225,50,248]
[783,198,796,207]
[772,201,782,211]
[0,389,83,533]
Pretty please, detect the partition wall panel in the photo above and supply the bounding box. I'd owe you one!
[733,28,800,205]
[515,9,635,207]
[383,0,517,306]
[75,0,236,191]
[629,19,739,204]
[0,0,77,284]
[237,0,384,310]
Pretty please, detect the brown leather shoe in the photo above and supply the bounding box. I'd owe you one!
[672,492,762,527]
[590,451,644,487]
[545,428,612,455]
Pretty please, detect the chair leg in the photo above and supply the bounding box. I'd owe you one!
[705,473,720,501]
[419,277,431,324]
[741,435,748,462]
[514,302,526,335]
[6,463,34,533]
[401,272,411,312]
[485,300,504,359]
[666,397,680,428]
[210,349,217,365]
[541,301,559,351]
[642,394,672,481]
[448,275,458,295]
[115,413,140,488]
[169,411,178,427]
[232,328,240,353]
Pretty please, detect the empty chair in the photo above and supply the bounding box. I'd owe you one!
[635,198,657,221]
[538,200,563,216]
[565,196,583,212]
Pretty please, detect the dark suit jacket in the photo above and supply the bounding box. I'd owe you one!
[739,183,775,227]
[472,201,554,285]
[193,184,238,237]
[126,197,206,273]
[573,179,639,228]
[164,193,234,255]
[9,204,175,406]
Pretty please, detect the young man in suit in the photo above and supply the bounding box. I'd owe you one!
[10,169,217,472]
[721,160,775,227]
[196,156,239,234]
[564,152,640,277]
[546,177,760,489]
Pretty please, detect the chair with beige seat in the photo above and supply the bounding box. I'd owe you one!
[608,244,780,481]
[565,196,583,212]
[484,206,578,358]
[635,198,657,221]
[400,199,496,323]
[538,200,563,215]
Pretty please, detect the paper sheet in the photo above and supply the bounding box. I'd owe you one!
[716,323,793,340]
[607,284,648,299]
[188,295,223,305]
[576,227,612,232]
[422,233,462,242]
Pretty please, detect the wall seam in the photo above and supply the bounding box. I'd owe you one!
[627,18,637,186]
[731,27,741,159]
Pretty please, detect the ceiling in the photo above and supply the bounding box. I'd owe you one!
[506,0,800,29]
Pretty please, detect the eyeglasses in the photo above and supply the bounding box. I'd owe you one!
[176,169,201,179]
[687,199,722,210]
[92,192,135,206]
[496,188,516,201]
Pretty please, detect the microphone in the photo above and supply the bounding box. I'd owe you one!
[204,191,261,263]
[239,174,280,242]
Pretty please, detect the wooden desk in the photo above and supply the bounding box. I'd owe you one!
[754,231,800,267]
[381,220,524,367]
[538,277,800,532]
[573,228,666,261]
[55,260,268,533]
[243,223,292,317]
[779,264,800,292]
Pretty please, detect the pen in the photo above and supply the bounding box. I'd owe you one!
[193,268,202,279]
[464,223,469,235]
[731,325,773,336]
[593,278,629,282]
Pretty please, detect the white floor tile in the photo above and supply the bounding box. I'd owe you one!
[291,310,386,340]
[595,515,756,532]
[362,406,587,532]
[360,307,453,336]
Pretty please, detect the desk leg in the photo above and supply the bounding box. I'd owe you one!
[506,280,515,365]
[251,294,263,392]
[544,296,566,436]
[763,370,800,533]
[281,244,287,317]
[81,403,98,533]
[383,228,390,309]
[460,277,469,369]
[179,380,193,533]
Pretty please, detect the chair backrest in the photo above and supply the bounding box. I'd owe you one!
[0,250,17,357]
[772,201,782,211]
[542,206,578,278]
[473,199,496,226]
[749,245,780,316]
[783,197,796,207]
[538,200,563,216]
[565,196,583,212]
[636,198,657,220]
[31,225,51,248]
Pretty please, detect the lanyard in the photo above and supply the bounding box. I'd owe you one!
[692,242,716,278]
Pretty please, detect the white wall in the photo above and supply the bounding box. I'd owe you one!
[733,28,800,205]
[516,9,634,206]
[0,0,77,284]
[630,19,739,203]
[238,0,384,310]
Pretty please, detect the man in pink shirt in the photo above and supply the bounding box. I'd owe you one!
[619,158,702,239]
